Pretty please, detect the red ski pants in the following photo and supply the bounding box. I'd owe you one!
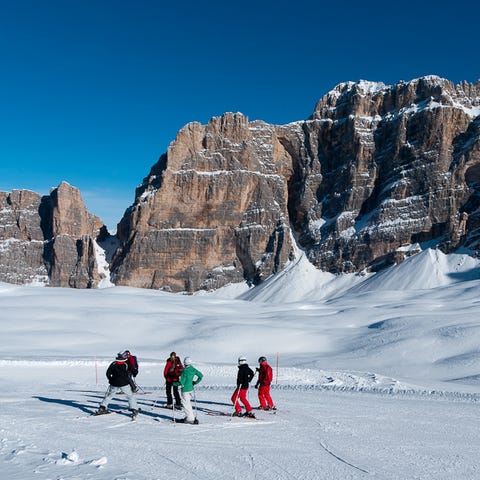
[258,385,275,409]
[231,387,252,413]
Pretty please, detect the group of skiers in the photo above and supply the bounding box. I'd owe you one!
[95,350,275,423]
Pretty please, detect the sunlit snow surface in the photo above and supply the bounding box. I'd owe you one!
[2,248,480,479]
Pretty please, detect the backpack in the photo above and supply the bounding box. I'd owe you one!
[127,355,139,377]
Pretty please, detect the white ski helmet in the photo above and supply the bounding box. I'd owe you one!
[238,356,247,365]
[184,356,192,366]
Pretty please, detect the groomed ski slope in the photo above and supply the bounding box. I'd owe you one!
[1,248,480,479]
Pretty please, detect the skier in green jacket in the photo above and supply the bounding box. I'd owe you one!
[175,356,203,424]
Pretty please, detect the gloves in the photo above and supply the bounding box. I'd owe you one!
[192,381,196,386]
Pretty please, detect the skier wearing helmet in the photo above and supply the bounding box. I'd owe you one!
[175,356,203,424]
[94,353,139,419]
[255,356,276,411]
[232,356,255,418]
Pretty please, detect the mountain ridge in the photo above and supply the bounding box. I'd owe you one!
[1,75,480,291]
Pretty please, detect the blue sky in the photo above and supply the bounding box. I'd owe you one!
[1,0,478,231]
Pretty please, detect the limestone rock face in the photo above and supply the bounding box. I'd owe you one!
[112,113,294,292]
[113,76,480,291]
[3,75,480,292]
[278,76,480,272]
[0,182,107,287]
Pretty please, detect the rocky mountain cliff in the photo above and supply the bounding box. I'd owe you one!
[110,75,480,291]
[111,114,294,291]
[0,182,109,287]
[2,75,480,291]
[281,76,480,273]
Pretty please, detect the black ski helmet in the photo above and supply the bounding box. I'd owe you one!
[258,356,267,363]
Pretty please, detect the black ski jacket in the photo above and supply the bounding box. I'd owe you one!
[106,360,131,387]
[237,364,255,389]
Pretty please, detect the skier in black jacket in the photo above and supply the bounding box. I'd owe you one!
[231,356,255,418]
[94,353,139,418]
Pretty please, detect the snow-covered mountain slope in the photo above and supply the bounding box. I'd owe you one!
[2,248,480,479]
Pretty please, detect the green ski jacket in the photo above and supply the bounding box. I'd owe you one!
[176,365,203,393]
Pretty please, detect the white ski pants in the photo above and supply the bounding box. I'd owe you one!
[101,385,138,410]
[181,390,195,422]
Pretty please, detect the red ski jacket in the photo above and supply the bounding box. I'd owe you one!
[258,361,273,386]
[164,357,183,382]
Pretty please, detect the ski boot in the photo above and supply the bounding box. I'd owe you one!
[93,406,110,416]
[243,411,256,419]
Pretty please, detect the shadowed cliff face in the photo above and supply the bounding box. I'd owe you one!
[0,182,107,287]
[279,76,480,273]
[112,76,480,291]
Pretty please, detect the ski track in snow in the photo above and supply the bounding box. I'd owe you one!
[2,375,480,479]
[3,248,480,478]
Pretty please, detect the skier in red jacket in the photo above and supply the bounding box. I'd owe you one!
[163,352,184,409]
[255,356,276,410]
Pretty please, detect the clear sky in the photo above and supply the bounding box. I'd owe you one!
[1,0,478,231]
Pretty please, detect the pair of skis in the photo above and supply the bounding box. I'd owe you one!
[92,409,138,421]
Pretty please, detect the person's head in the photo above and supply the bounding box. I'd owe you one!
[258,356,267,364]
[116,353,126,361]
[238,356,247,366]
[121,350,130,358]
[184,356,192,366]
[170,351,176,359]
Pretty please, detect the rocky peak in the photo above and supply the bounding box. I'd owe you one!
[51,181,104,238]
[281,75,480,273]
[0,182,109,287]
[112,112,294,292]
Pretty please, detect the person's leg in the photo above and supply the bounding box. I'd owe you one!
[165,382,173,406]
[173,385,182,407]
[264,385,275,408]
[120,385,138,411]
[231,388,242,413]
[239,388,252,413]
[100,385,116,409]
[182,391,195,422]
[258,385,268,409]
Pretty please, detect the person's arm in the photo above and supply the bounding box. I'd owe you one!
[193,368,203,385]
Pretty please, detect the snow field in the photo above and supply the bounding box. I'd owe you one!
[2,247,480,478]
[2,365,480,479]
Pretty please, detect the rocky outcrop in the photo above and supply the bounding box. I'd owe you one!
[0,182,108,287]
[0,189,49,284]
[112,113,294,292]
[112,75,480,291]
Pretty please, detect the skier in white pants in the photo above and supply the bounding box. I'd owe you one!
[94,353,138,418]
[174,356,203,424]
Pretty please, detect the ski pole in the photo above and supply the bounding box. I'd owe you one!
[136,383,147,394]
[193,387,198,420]
[151,385,163,410]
